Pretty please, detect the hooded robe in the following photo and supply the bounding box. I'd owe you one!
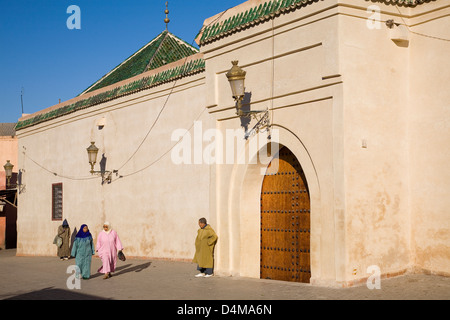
[193,224,218,269]
[96,223,123,274]
[71,224,95,279]
[57,219,71,258]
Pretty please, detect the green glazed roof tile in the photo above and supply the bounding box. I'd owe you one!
[16,56,205,131]
[16,30,202,131]
[198,0,425,45]
[81,30,199,94]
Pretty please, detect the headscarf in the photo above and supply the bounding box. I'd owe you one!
[103,221,112,234]
[62,219,69,228]
[75,224,92,239]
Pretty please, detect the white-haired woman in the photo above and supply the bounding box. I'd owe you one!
[96,222,123,279]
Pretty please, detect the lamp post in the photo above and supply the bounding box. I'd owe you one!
[226,61,246,116]
[3,160,13,188]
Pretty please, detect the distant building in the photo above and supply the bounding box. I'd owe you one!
[0,123,18,249]
[0,123,18,189]
[14,0,450,287]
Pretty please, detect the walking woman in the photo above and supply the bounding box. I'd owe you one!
[96,222,123,279]
[71,224,95,279]
[57,219,71,260]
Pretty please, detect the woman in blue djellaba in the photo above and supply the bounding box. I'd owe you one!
[71,224,95,279]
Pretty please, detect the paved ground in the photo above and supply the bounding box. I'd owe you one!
[0,248,449,302]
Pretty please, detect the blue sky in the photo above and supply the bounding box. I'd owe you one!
[0,0,244,123]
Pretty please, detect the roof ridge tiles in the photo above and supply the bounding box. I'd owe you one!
[16,53,205,131]
[81,30,199,95]
[196,0,427,45]
[144,31,171,73]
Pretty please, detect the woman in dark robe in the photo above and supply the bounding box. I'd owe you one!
[57,219,71,260]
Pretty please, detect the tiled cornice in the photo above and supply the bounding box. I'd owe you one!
[197,0,428,45]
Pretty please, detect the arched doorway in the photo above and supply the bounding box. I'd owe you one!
[260,146,311,283]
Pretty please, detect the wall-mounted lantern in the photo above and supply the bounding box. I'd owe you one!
[226,61,247,116]
[86,142,116,184]
[3,161,25,193]
[87,142,99,174]
[226,60,271,139]
[3,160,13,189]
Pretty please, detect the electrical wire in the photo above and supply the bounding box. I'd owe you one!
[394,4,450,42]
[116,7,231,173]
[23,3,450,182]
[118,2,450,179]
[19,6,232,181]
[22,150,97,181]
[118,106,206,179]
[115,63,180,172]
[270,18,275,135]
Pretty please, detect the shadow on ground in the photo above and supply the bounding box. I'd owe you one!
[3,287,108,300]
[3,262,152,300]
[90,261,152,279]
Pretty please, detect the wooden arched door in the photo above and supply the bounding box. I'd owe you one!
[260,146,311,283]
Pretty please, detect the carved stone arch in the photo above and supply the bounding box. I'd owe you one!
[226,126,321,281]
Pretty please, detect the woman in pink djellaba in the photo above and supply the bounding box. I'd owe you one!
[96,222,123,279]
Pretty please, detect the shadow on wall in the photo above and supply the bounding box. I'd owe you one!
[239,92,252,131]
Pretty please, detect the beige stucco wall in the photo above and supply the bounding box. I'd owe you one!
[200,0,450,285]
[337,0,450,281]
[408,1,450,276]
[0,136,18,190]
[201,0,344,285]
[16,72,214,261]
[15,0,450,287]
[339,2,413,283]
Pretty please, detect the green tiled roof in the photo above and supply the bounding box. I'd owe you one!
[15,58,205,131]
[82,30,199,94]
[15,30,202,131]
[198,0,315,45]
[198,0,425,45]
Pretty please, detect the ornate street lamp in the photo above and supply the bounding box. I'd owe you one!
[226,61,247,116]
[86,142,117,184]
[225,61,271,140]
[3,160,13,188]
[86,142,99,174]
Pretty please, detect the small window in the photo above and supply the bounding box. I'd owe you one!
[52,183,63,221]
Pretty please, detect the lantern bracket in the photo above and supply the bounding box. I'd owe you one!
[241,109,271,140]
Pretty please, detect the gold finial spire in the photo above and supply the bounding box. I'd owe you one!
[164,1,170,31]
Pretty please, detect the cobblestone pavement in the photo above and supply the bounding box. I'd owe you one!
[0,249,449,301]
